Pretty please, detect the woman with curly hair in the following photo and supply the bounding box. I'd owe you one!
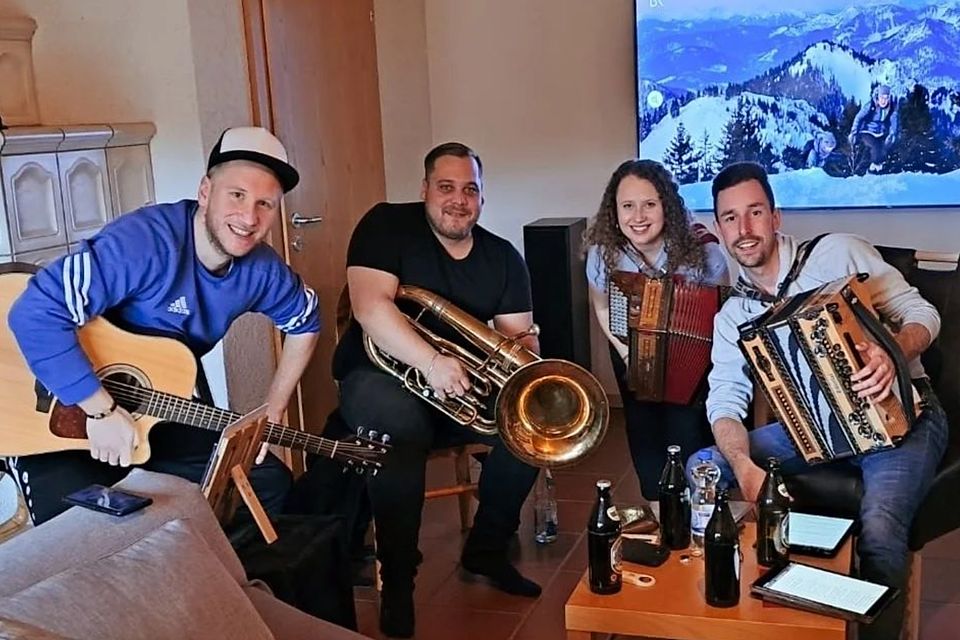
[584,159,729,499]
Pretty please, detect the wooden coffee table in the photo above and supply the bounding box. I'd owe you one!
[565,523,852,640]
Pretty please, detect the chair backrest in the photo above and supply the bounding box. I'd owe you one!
[875,246,960,460]
[335,284,352,344]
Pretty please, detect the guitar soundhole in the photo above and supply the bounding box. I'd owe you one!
[47,366,152,440]
[99,366,152,419]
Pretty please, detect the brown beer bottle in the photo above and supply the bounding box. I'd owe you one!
[704,489,740,607]
[658,445,691,549]
[756,457,791,567]
[587,479,622,594]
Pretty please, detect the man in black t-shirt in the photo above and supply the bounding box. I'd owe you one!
[333,142,541,638]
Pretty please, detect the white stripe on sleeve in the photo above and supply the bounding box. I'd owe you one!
[71,253,87,326]
[62,257,79,325]
[276,285,318,332]
[79,251,92,318]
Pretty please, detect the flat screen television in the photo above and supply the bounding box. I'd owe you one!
[635,0,960,210]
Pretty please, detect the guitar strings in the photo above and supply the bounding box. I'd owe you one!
[98,379,383,464]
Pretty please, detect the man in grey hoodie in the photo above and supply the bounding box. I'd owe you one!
[691,162,947,640]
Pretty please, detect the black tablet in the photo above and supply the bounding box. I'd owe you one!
[751,561,899,624]
[788,512,855,558]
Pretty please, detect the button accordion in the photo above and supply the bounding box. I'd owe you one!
[737,273,919,464]
[608,272,724,404]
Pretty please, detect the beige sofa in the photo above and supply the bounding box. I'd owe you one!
[0,469,369,640]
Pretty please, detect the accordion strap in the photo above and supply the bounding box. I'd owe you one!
[733,234,829,303]
[846,277,918,426]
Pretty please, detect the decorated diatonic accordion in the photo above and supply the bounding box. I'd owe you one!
[737,274,919,464]
[608,271,723,404]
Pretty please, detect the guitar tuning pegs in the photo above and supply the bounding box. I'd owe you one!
[356,425,367,437]
[354,466,364,475]
[371,468,379,477]
[381,434,391,444]
[367,430,379,441]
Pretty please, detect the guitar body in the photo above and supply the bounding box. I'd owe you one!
[1,267,389,473]
[1,271,197,464]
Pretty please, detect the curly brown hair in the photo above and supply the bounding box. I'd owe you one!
[583,159,707,287]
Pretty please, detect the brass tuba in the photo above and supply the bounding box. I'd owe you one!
[363,285,609,468]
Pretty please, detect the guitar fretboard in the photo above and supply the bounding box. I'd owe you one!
[102,379,349,459]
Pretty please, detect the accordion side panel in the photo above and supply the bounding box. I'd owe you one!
[631,331,666,402]
[740,330,827,463]
[839,277,913,442]
[632,277,667,401]
[803,302,910,450]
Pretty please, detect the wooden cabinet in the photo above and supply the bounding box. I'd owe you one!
[0,123,155,265]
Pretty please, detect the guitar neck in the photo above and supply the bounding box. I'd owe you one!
[104,381,337,456]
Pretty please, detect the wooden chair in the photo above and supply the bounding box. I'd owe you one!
[334,285,491,591]
[334,285,489,532]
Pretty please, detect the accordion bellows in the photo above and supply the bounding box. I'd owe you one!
[609,272,722,404]
[738,274,917,464]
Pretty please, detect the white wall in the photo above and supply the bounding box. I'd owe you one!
[0,0,253,408]
[374,0,433,201]
[376,0,960,398]
[1,0,205,202]
[422,0,638,250]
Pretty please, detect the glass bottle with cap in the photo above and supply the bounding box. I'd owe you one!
[704,488,740,607]
[658,444,691,550]
[757,457,791,567]
[587,479,622,594]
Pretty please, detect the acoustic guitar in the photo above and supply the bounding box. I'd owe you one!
[0,268,387,473]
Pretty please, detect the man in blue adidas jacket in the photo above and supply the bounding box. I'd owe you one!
[6,127,320,524]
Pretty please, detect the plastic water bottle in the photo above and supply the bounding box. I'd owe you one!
[690,450,721,552]
[534,468,559,544]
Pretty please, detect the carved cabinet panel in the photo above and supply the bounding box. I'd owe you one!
[58,149,114,242]
[106,145,156,216]
[1,152,66,253]
[0,123,155,265]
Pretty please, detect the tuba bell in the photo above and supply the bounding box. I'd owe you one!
[363,285,609,468]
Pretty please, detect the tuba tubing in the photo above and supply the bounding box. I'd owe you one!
[362,285,609,467]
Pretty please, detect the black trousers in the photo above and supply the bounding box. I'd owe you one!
[609,344,713,500]
[338,365,538,585]
[7,422,292,526]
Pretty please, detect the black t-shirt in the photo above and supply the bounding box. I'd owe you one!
[332,201,532,379]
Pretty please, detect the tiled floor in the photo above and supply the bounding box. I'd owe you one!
[354,410,960,639]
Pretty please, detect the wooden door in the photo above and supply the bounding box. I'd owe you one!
[242,0,386,435]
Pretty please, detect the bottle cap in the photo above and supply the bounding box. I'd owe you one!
[667,444,681,455]
[698,450,713,461]
[596,479,612,489]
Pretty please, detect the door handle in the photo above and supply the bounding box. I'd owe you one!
[290,212,324,228]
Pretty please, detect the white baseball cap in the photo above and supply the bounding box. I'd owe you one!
[207,126,300,192]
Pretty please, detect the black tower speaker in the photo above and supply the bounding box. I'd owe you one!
[523,217,591,369]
